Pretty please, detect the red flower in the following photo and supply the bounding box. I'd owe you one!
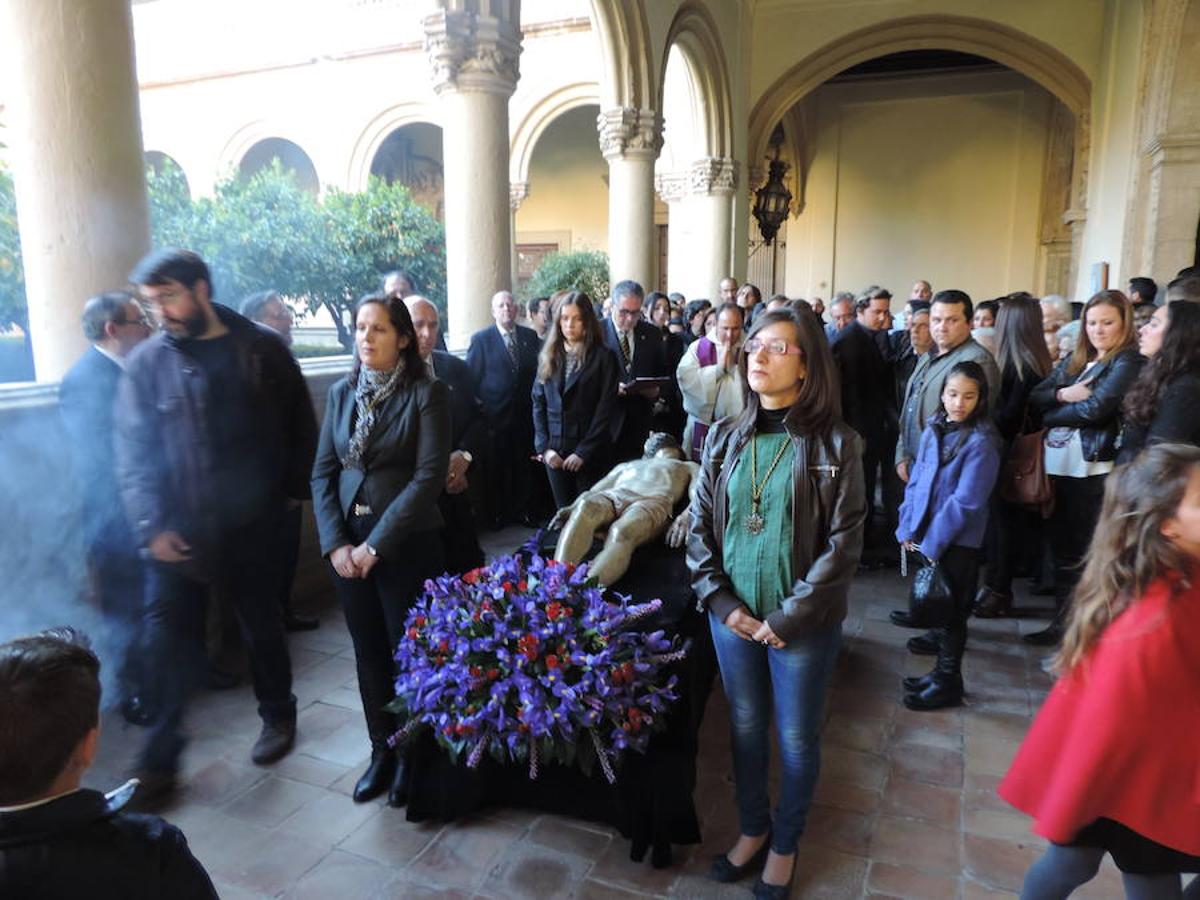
[414,616,426,628]
[469,665,482,678]
[502,581,513,593]
[462,568,483,585]
[438,639,450,653]
[546,654,559,669]
[517,580,528,592]
[406,627,419,641]
[486,668,500,680]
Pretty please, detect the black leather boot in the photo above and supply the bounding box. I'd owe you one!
[353,750,397,803]
[904,626,964,710]
[902,669,935,692]
[906,630,939,655]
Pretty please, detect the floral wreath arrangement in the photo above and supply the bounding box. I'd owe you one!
[387,538,687,782]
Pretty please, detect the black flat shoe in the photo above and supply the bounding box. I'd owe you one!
[906,631,939,656]
[386,756,408,808]
[752,853,796,899]
[973,588,1012,618]
[710,834,770,883]
[283,611,320,632]
[889,609,921,628]
[1022,624,1062,647]
[353,751,397,803]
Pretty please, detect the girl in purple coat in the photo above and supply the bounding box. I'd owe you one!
[895,361,1001,710]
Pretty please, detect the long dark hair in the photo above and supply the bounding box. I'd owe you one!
[538,291,603,382]
[732,309,841,437]
[1067,290,1136,376]
[1058,443,1200,672]
[995,293,1052,382]
[349,293,425,387]
[936,360,991,425]
[1124,301,1200,426]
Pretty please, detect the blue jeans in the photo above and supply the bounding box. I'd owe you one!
[709,610,841,854]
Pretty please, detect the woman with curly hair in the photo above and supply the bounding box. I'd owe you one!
[1118,301,1200,463]
[1000,443,1200,898]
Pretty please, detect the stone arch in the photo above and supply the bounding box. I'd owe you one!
[217,122,322,191]
[748,15,1092,170]
[144,150,190,195]
[345,103,441,192]
[510,82,602,184]
[237,138,320,194]
[587,0,655,111]
[658,1,734,161]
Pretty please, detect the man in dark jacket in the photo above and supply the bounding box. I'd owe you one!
[0,628,216,899]
[407,296,486,573]
[466,290,542,527]
[116,249,318,799]
[59,292,153,725]
[831,288,895,561]
[603,280,669,463]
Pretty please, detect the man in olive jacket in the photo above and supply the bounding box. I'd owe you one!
[895,290,1001,482]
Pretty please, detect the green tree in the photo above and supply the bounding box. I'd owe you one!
[522,250,609,304]
[0,166,27,336]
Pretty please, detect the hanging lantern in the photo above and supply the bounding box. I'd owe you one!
[752,144,792,245]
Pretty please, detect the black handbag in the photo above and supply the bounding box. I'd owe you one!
[907,557,954,628]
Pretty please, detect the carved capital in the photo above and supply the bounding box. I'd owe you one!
[509,181,530,211]
[654,172,688,204]
[596,107,662,161]
[424,9,521,97]
[688,157,738,195]
[746,164,766,198]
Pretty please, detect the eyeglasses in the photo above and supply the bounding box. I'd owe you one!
[745,338,804,357]
[615,308,642,319]
[118,315,151,328]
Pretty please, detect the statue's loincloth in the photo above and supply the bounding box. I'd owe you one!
[594,486,675,531]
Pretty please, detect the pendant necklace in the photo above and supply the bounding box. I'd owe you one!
[746,431,789,535]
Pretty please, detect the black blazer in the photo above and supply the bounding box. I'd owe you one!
[831,320,893,441]
[531,347,619,464]
[311,374,450,558]
[59,347,130,551]
[466,324,541,429]
[431,350,486,460]
[603,318,667,438]
[1117,370,1200,464]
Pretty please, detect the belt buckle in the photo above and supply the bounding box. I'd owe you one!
[353,503,372,517]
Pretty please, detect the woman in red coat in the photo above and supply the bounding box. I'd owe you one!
[999,443,1200,899]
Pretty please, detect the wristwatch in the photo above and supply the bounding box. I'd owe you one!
[366,545,379,558]
[461,450,473,465]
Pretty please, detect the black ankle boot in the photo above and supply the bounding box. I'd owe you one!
[386,754,408,808]
[904,627,964,710]
[906,630,939,656]
[902,670,936,692]
[353,750,397,803]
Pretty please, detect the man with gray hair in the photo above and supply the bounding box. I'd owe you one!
[240,290,293,347]
[825,291,855,339]
[59,292,153,725]
[467,290,542,527]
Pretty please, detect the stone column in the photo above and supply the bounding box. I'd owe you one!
[425,5,521,348]
[687,157,738,300]
[599,107,661,292]
[0,0,151,382]
[509,181,529,297]
[1143,134,1200,278]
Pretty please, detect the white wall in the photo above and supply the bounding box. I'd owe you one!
[784,70,1051,304]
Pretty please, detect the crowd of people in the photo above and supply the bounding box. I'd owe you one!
[2,248,1200,898]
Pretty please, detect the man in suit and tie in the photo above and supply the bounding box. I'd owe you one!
[604,280,669,464]
[405,296,486,573]
[59,292,153,726]
[467,290,542,528]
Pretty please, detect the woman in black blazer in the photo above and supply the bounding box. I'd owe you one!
[311,294,450,806]
[1027,290,1144,646]
[531,291,619,508]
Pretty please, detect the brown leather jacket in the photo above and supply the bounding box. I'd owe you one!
[686,410,866,643]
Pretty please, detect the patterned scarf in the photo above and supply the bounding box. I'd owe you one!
[341,363,403,470]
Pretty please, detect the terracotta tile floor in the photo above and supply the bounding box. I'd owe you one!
[84,533,1140,898]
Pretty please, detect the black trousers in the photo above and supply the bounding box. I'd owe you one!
[1048,474,1107,613]
[332,517,444,752]
[276,503,303,615]
[910,544,979,674]
[484,416,534,525]
[89,543,146,705]
[140,510,294,774]
[983,495,1045,596]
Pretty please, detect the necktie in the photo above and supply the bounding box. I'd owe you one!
[619,330,631,368]
[505,331,518,370]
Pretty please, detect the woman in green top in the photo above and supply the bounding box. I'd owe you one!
[688,309,867,899]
